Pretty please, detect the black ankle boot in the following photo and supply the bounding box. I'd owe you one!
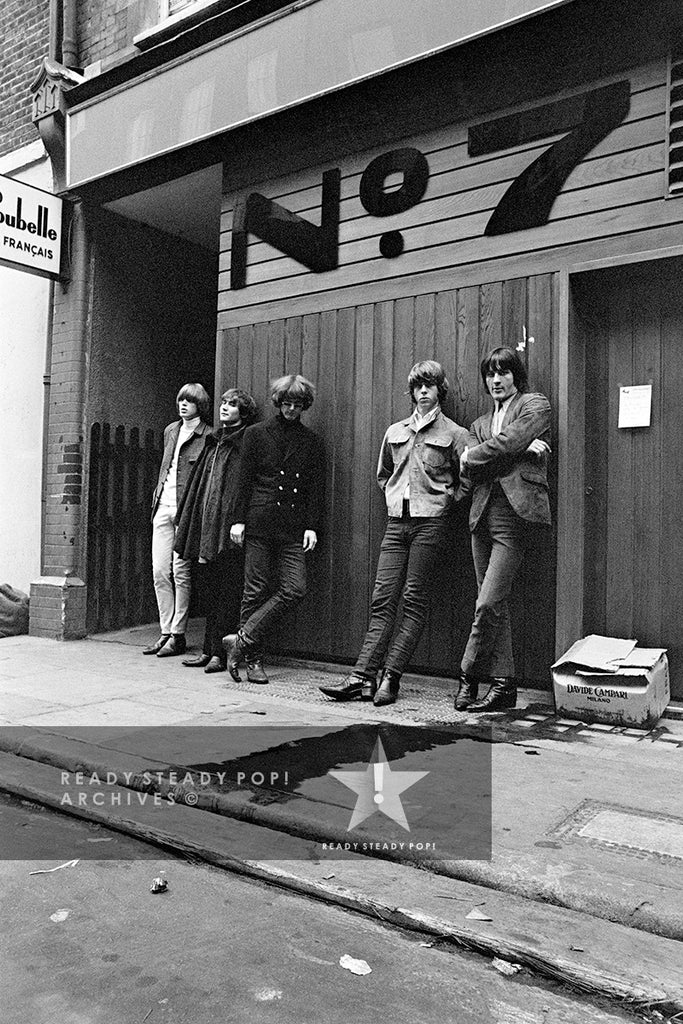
[454,673,479,711]
[373,669,400,707]
[221,629,253,681]
[468,678,517,713]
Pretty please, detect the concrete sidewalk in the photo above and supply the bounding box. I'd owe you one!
[1,624,683,1015]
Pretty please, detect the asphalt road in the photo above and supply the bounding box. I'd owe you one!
[0,793,649,1024]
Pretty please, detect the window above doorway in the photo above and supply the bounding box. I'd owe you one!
[134,0,299,52]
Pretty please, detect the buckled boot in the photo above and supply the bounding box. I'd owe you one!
[468,678,517,713]
[454,673,479,711]
[319,672,372,701]
[373,669,400,707]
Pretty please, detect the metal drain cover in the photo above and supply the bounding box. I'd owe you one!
[554,800,683,860]
[578,808,683,859]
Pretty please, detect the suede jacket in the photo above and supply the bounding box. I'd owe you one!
[462,391,552,530]
[151,419,211,521]
[377,409,469,518]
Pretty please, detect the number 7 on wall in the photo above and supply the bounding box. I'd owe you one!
[472,80,631,236]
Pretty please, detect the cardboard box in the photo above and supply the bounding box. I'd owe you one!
[552,635,669,728]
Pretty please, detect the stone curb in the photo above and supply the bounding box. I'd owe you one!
[2,727,683,945]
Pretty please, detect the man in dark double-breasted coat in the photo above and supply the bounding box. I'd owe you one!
[223,374,324,684]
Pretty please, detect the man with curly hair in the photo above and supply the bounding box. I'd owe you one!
[223,374,324,683]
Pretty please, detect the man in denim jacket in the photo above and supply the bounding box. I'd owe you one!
[321,360,468,707]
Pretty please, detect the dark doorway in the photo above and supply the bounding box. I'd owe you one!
[576,257,683,699]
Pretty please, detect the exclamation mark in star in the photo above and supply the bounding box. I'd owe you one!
[373,762,384,804]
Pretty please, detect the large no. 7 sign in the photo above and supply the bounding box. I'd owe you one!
[229,80,630,288]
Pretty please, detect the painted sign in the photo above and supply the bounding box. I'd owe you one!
[230,81,630,289]
[0,174,63,278]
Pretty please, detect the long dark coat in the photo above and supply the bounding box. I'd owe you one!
[174,424,246,562]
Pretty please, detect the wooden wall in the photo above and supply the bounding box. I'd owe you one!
[217,274,558,683]
[217,60,668,329]
[213,47,675,683]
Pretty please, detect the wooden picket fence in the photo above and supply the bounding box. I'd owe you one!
[86,423,163,633]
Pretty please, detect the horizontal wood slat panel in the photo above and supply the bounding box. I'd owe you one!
[218,194,677,319]
[217,63,668,323]
[221,137,664,274]
[220,168,665,287]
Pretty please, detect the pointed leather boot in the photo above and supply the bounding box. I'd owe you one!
[454,673,479,711]
[319,673,367,701]
[204,655,227,674]
[183,653,211,668]
[222,632,245,681]
[143,634,171,655]
[468,678,517,713]
[373,669,400,707]
[246,658,269,684]
[157,634,186,657]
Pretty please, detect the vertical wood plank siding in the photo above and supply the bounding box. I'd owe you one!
[218,62,666,326]
[217,274,557,683]
[580,258,683,696]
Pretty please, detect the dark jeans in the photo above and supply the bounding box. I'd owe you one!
[461,484,530,680]
[355,515,449,678]
[197,550,243,658]
[240,536,307,646]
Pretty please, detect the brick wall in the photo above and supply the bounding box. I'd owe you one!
[78,0,158,70]
[0,0,50,157]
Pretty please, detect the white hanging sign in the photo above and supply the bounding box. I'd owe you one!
[0,173,63,278]
[618,384,652,429]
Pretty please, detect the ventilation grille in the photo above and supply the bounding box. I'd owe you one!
[668,48,683,196]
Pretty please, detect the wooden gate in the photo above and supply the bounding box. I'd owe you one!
[86,423,162,633]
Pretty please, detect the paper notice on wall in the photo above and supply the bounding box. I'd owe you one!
[618,385,652,428]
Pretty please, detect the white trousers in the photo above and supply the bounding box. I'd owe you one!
[151,505,192,635]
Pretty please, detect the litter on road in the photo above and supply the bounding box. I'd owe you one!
[29,859,79,875]
[492,958,523,976]
[466,907,493,921]
[339,954,372,975]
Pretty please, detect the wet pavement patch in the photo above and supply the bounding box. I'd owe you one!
[0,724,494,864]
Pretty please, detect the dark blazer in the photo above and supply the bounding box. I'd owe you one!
[151,419,211,521]
[174,425,247,562]
[463,391,552,530]
[233,415,325,539]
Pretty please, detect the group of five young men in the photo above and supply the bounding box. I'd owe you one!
[145,350,551,713]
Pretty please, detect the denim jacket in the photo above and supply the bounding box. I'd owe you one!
[377,410,469,517]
